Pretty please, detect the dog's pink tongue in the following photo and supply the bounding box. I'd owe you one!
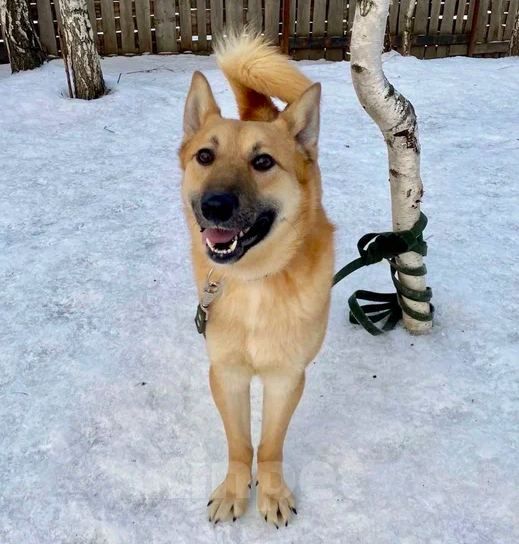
[202,228,239,245]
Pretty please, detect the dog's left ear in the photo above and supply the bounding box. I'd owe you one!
[279,83,321,157]
[183,71,221,141]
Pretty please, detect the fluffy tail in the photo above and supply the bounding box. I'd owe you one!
[214,32,313,121]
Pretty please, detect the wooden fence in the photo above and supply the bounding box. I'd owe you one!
[1,1,518,65]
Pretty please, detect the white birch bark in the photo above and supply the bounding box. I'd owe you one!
[402,0,416,56]
[0,0,47,73]
[509,9,519,56]
[57,0,105,100]
[350,0,432,335]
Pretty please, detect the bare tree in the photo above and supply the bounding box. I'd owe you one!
[57,0,105,99]
[350,0,432,335]
[509,9,519,56]
[0,0,47,73]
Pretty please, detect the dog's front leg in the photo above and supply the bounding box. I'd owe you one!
[207,364,253,524]
[256,370,304,527]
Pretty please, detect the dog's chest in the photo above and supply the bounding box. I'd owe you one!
[213,277,328,368]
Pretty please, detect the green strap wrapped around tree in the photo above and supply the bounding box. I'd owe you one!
[333,213,433,336]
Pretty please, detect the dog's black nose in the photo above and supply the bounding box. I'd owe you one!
[200,192,239,222]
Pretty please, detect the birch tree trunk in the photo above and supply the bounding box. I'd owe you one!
[57,0,105,100]
[509,9,519,56]
[0,0,47,73]
[402,0,416,56]
[350,0,432,335]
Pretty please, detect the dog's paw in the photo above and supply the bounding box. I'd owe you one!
[207,472,252,525]
[256,466,296,528]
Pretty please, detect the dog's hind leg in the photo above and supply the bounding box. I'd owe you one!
[256,370,304,527]
[207,364,253,524]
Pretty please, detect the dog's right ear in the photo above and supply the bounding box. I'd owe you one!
[183,71,221,141]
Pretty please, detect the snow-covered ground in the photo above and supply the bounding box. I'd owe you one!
[1,52,518,544]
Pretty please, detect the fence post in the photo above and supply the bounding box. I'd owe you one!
[281,0,291,54]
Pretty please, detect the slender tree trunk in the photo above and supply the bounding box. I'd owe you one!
[350,0,432,335]
[509,9,519,56]
[57,0,105,100]
[403,1,416,56]
[0,0,47,73]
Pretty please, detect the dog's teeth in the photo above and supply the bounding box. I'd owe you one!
[244,227,251,233]
[206,236,238,256]
[239,231,244,238]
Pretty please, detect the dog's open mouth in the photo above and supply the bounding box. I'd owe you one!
[201,211,276,264]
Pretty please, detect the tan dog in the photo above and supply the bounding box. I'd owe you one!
[179,34,334,527]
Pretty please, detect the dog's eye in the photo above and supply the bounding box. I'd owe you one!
[252,154,275,172]
[196,148,215,165]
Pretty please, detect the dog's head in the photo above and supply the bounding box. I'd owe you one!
[179,72,321,280]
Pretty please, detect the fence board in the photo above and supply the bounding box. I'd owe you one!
[438,0,458,57]
[475,0,491,44]
[425,0,442,58]
[412,0,429,57]
[489,0,504,41]
[179,0,193,50]
[265,0,281,42]
[36,0,58,56]
[290,0,296,35]
[309,0,327,60]
[295,0,311,59]
[450,0,471,55]
[473,39,509,52]
[455,0,470,34]
[326,0,344,60]
[196,0,208,51]
[247,0,263,31]
[155,0,178,52]
[227,1,243,29]
[100,0,118,54]
[210,0,224,43]
[135,0,153,53]
[504,0,519,39]
[119,0,136,53]
[465,0,477,32]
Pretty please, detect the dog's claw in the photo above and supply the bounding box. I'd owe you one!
[264,515,267,522]
[233,516,237,522]
[207,500,213,507]
[275,524,279,530]
[214,519,219,525]
[292,507,297,515]
[285,521,289,527]
[256,480,259,487]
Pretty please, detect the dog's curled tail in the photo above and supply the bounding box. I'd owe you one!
[214,32,313,121]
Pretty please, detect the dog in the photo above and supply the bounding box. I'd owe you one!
[179,33,335,527]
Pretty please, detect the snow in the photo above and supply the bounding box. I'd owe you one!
[1,52,518,544]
